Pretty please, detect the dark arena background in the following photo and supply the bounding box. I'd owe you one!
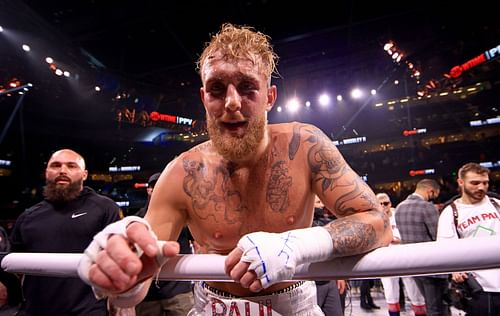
[0,0,498,225]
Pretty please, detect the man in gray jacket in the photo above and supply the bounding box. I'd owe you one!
[395,179,449,316]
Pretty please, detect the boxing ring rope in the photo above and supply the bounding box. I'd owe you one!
[2,236,500,280]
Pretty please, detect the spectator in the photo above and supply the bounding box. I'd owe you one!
[0,226,10,253]
[438,162,500,315]
[313,196,345,315]
[377,193,426,316]
[9,149,123,315]
[395,179,449,316]
[359,279,380,310]
[0,229,22,314]
[135,172,194,315]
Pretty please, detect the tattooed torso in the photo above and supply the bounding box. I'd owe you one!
[171,122,382,256]
[181,126,311,254]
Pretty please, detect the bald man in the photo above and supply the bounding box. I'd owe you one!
[9,149,123,316]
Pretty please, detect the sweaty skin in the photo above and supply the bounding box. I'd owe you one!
[146,122,390,296]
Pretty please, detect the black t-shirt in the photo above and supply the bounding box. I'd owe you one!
[10,187,122,316]
[135,206,193,300]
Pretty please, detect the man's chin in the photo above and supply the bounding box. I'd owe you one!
[476,192,486,200]
[221,129,246,139]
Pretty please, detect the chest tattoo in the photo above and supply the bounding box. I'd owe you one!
[182,159,246,224]
[266,161,292,213]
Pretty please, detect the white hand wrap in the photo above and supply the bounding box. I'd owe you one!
[237,226,334,289]
[77,216,168,305]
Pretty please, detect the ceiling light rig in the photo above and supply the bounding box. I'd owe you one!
[417,42,500,97]
[45,56,71,78]
[0,24,207,139]
[0,78,33,97]
[383,41,421,84]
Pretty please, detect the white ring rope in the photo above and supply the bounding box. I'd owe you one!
[2,236,500,280]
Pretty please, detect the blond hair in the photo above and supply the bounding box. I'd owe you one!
[458,162,490,179]
[196,23,278,82]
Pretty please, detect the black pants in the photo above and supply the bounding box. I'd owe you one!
[466,291,500,316]
[315,281,344,316]
[360,279,376,307]
[414,276,450,316]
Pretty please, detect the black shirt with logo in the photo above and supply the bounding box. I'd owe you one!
[9,186,122,316]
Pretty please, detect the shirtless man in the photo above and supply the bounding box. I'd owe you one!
[79,23,392,315]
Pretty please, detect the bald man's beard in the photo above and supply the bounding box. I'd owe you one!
[43,179,83,203]
[207,115,266,162]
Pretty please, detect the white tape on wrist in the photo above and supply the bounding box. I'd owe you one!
[237,226,334,289]
[77,216,168,304]
[109,281,146,308]
[288,226,334,265]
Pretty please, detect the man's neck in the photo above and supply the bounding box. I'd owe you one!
[412,191,427,201]
[458,195,485,205]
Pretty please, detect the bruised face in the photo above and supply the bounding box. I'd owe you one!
[43,150,88,203]
[459,171,489,203]
[200,54,276,161]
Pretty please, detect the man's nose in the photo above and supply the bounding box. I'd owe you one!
[59,164,70,173]
[478,183,488,190]
[224,85,241,112]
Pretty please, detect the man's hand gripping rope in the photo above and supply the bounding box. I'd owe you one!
[77,216,177,307]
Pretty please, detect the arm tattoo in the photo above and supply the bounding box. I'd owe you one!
[325,216,378,256]
[331,177,380,217]
[289,124,306,160]
[266,161,292,213]
[331,178,376,216]
[290,124,348,191]
[182,159,246,224]
[293,124,379,216]
[304,127,346,188]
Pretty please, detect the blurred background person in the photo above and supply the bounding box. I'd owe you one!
[313,195,346,315]
[135,172,194,316]
[395,179,450,316]
[377,193,426,316]
[0,226,10,253]
[359,278,380,310]
[438,162,500,316]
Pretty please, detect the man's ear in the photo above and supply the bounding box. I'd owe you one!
[266,85,277,111]
[200,87,208,110]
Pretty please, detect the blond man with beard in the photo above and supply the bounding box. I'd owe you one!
[78,23,392,315]
[438,163,500,315]
[8,149,123,315]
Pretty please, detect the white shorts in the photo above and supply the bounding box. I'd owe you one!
[188,281,324,316]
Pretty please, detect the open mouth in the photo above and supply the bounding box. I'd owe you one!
[221,121,247,131]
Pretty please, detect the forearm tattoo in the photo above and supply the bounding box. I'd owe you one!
[325,216,377,256]
[182,159,246,224]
